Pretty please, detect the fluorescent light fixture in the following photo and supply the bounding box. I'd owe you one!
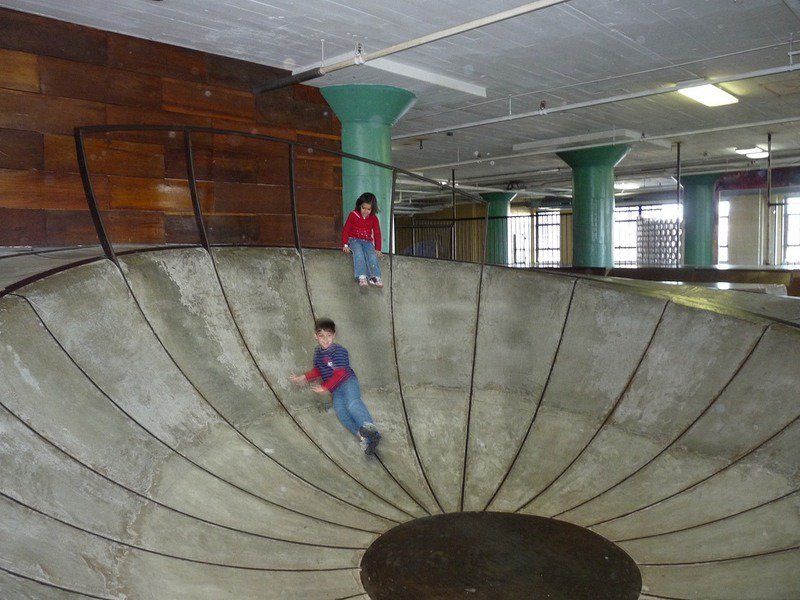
[746,151,769,159]
[614,181,641,190]
[735,147,763,155]
[677,84,738,107]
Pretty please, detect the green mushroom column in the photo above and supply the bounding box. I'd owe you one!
[480,192,517,265]
[681,173,720,266]
[320,85,417,252]
[557,145,631,268]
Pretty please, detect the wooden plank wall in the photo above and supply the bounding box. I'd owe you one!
[0,8,343,248]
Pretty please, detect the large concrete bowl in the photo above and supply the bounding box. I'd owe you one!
[1,247,798,599]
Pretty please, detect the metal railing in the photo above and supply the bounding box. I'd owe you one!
[74,124,489,265]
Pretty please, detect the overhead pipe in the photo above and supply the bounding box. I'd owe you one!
[394,62,800,140]
[253,0,571,94]
[412,115,800,172]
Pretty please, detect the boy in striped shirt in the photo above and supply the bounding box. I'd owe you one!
[289,318,381,454]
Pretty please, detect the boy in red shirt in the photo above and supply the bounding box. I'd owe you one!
[342,192,383,288]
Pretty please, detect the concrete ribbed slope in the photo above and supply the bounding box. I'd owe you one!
[1,247,798,599]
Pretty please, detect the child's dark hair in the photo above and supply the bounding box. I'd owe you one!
[355,192,379,214]
[314,318,336,334]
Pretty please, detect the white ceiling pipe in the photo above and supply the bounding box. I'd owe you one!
[412,115,800,171]
[254,0,571,93]
[394,63,800,140]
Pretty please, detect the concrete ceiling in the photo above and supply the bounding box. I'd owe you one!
[4,0,800,201]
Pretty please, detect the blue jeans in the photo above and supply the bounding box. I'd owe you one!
[348,237,381,280]
[331,375,375,435]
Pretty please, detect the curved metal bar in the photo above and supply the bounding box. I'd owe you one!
[184,131,210,250]
[73,128,116,264]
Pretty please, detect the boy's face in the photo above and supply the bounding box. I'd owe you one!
[359,202,373,218]
[315,329,335,349]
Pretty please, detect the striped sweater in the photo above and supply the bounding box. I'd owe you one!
[303,343,355,391]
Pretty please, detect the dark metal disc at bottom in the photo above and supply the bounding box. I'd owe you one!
[360,512,641,600]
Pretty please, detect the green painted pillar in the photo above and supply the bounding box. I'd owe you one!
[480,192,516,265]
[557,144,631,268]
[681,173,720,267]
[320,84,416,252]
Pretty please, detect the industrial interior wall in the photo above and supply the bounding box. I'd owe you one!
[0,8,343,248]
[725,190,763,265]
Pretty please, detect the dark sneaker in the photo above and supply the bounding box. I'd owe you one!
[365,430,381,455]
[368,276,384,288]
[358,423,381,455]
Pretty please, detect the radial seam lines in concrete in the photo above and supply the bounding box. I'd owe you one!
[1,492,362,572]
[387,252,445,514]
[0,256,105,298]
[613,489,800,543]
[292,247,432,518]
[459,256,487,512]
[639,545,800,567]
[0,564,114,599]
[515,298,671,513]
[480,278,578,511]
[0,399,369,550]
[294,245,432,517]
[11,293,384,536]
[113,255,406,526]
[552,325,770,519]
[590,413,800,529]
[200,247,416,521]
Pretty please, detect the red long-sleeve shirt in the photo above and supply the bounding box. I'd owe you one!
[342,211,381,250]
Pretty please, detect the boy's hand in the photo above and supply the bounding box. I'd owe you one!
[288,374,307,385]
[376,250,383,257]
[343,245,351,254]
[310,384,327,394]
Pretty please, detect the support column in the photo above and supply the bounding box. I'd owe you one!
[321,84,417,252]
[681,173,720,267]
[556,144,631,268]
[480,192,516,265]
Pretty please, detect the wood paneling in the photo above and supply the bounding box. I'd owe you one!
[0,89,106,135]
[46,134,165,177]
[40,57,161,108]
[0,8,342,249]
[213,182,291,214]
[0,48,39,92]
[44,210,98,245]
[106,105,213,129]
[294,155,340,188]
[164,213,203,245]
[0,129,43,170]
[258,157,291,186]
[0,9,107,64]
[205,54,284,92]
[205,213,295,246]
[295,187,342,216]
[162,78,254,121]
[104,210,166,244]
[256,91,337,134]
[297,215,339,248]
[165,146,211,180]
[0,207,46,245]
[107,35,205,82]
[0,169,109,210]
[107,176,212,212]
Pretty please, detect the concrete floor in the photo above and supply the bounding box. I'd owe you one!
[1,246,798,599]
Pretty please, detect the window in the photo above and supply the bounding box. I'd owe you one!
[508,215,533,267]
[718,200,730,264]
[613,206,639,266]
[784,197,800,266]
[614,203,682,266]
[535,211,561,267]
